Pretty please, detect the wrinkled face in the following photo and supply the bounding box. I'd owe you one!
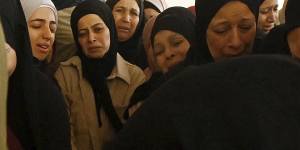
[206,1,256,62]
[153,30,190,73]
[28,7,56,61]
[77,14,110,59]
[112,0,140,42]
[257,0,278,34]
[287,27,300,60]
[144,8,159,22]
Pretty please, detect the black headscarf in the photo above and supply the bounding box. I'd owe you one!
[106,0,144,64]
[285,0,300,33]
[71,0,122,131]
[253,24,290,55]
[1,0,70,149]
[144,1,161,13]
[104,55,300,150]
[150,7,199,68]
[190,0,260,65]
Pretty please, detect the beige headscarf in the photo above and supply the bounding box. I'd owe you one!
[142,16,158,72]
[0,20,8,150]
[20,0,58,23]
[145,0,168,12]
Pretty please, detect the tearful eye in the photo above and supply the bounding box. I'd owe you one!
[78,31,87,37]
[172,40,183,47]
[213,28,227,34]
[50,24,57,33]
[94,27,103,32]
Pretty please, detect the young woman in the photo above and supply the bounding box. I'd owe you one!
[21,0,57,61]
[2,0,70,149]
[21,0,58,76]
[55,1,145,149]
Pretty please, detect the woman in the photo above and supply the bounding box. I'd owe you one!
[123,7,196,120]
[151,7,196,74]
[257,0,278,36]
[54,1,145,149]
[106,0,144,64]
[188,0,259,64]
[21,0,58,75]
[253,0,279,52]
[104,55,300,150]
[257,0,300,59]
[1,0,70,149]
[144,0,168,22]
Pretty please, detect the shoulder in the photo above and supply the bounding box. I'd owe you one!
[55,56,83,81]
[117,53,146,85]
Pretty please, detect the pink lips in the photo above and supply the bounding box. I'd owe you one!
[36,43,50,53]
[88,46,101,52]
[118,26,130,33]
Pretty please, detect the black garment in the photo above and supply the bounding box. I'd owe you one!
[150,7,196,53]
[135,38,148,70]
[254,25,290,55]
[144,1,161,13]
[106,0,144,64]
[123,72,165,119]
[1,0,70,149]
[285,0,300,33]
[189,0,260,65]
[71,0,123,131]
[104,55,300,150]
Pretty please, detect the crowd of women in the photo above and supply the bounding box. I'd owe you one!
[1,0,300,149]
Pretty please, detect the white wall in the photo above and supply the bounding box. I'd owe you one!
[165,0,194,8]
[165,0,285,9]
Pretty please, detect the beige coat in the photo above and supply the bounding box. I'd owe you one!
[0,21,8,150]
[55,54,145,150]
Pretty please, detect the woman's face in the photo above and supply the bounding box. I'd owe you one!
[77,14,111,59]
[112,0,140,42]
[144,8,159,22]
[153,30,190,73]
[288,27,300,60]
[257,0,278,34]
[206,1,256,62]
[28,7,56,61]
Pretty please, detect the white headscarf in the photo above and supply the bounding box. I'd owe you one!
[20,0,58,23]
[145,0,168,12]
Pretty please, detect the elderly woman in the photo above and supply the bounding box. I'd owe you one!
[54,1,145,149]
[106,0,144,64]
[188,0,260,64]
